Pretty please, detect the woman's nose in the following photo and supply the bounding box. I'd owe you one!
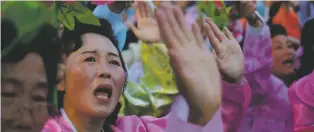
[284,47,296,56]
[13,104,34,130]
[97,63,111,78]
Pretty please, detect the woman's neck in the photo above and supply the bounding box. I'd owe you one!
[63,103,106,132]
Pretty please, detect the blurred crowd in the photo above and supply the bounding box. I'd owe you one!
[1,1,314,132]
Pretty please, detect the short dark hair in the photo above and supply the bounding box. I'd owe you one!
[59,18,127,132]
[297,19,314,79]
[269,24,288,38]
[1,19,62,111]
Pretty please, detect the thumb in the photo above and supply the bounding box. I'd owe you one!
[127,22,138,33]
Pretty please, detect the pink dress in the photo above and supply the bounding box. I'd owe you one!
[171,80,252,132]
[238,23,293,132]
[42,104,223,132]
[289,70,314,132]
[42,80,252,132]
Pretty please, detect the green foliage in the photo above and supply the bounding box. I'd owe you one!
[1,1,101,56]
[197,1,232,29]
[1,1,52,56]
[56,2,100,30]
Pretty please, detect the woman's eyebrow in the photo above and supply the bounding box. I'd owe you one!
[108,52,118,57]
[81,50,97,55]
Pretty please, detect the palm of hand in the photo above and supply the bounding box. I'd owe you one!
[216,39,244,83]
[136,18,160,42]
[173,46,221,95]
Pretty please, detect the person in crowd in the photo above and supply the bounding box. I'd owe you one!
[93,1,135,50]
[131,1,250,131]
[122,4,251,130]
[1,19,61,132]
[270,24,297,86]
[268,1,301,45]
[238,2,294,132]
[289,19,314,132]
[42,3,251,132]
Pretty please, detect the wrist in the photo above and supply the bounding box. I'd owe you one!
[222,75,242,85]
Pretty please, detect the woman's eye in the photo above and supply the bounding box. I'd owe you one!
[84,57,96,62]
[274,45,282,50]
[109,60,120,66]
[1,92,16,98]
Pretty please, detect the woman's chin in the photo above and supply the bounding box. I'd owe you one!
[88,106,115,117]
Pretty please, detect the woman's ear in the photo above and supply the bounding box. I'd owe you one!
[57,63,66,92]
[57,80,65,91]
[58,24,64,39]
[57,54,68,92]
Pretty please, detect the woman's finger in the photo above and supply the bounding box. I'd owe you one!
[135,2,142,21]
[203,22,223,55]
[155,7,179,49]
[161,3,186,45]
[143,1,153,17]
[127,22,138,33]
[205,18,226,42]
[173,5,193,43]
[139,2,148,18]
[223,27,234,40]
[191,23,205,49]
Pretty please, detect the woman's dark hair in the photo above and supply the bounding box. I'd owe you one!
[296,19,314,79]
[269,24,288,38]
[1,19,61,114]
[59,18,127,132]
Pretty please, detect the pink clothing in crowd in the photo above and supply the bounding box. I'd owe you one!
[289,70,314,132]
[239,23,293,132]
[42,80,252,132]
[42,109,222,132]
[172,80,252,132]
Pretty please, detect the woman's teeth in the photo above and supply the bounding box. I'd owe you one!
[95,92,109,100]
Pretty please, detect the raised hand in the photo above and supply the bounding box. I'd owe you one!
[239,1,263,27]
[128,1,160,43]
[204,17,244,84]
[239,1,256,18]
[155,2,221,126]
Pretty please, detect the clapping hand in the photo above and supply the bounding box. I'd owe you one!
[155,2,221,126]
[203,18,244,84]
[128,1,160,43]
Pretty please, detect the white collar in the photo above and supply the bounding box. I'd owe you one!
[60,108,78,132]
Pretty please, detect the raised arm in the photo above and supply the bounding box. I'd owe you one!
[240,2,279,98]
[120,2,178,117]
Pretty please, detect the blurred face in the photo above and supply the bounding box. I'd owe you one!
[271,35,297,78]
[1,53,50,132]
[62,33,126,118]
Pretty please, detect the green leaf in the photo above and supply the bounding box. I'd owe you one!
[76,14,100,26]
[2,1,50,56]
[226,6,232,14]
[63,12,75,30]
[1,1,16,12]
[70,2,91,16]
[25,1,40,9]
[56,6,75,30]
[71,2,100,26]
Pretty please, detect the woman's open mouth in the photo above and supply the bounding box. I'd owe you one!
[282,58,295,68]
[94,84,112,102]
